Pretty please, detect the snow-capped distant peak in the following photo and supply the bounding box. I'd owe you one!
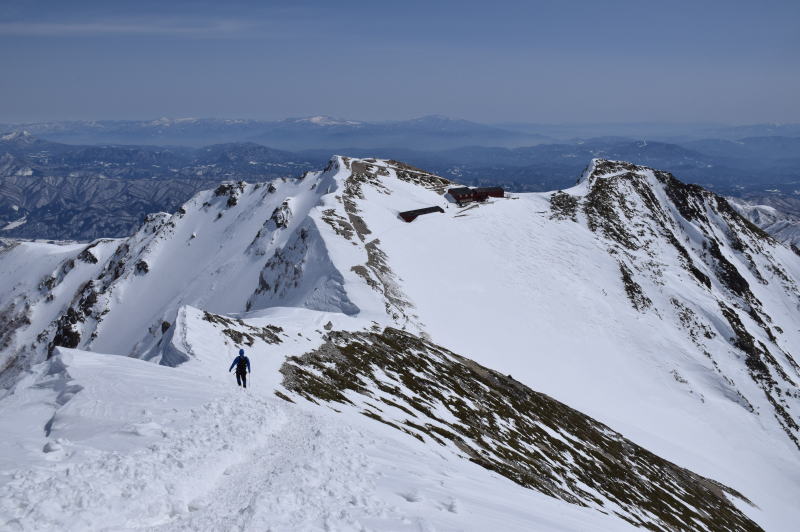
[289,115,362,126]
[0,130,34,142]
[146,117,199,127]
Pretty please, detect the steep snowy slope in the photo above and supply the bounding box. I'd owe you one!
[1,156,799,530]
[0,170,343,383]
[320,158,800,530]
[0,157,447,382]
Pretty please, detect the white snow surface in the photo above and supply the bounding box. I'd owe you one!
[2,217,28,231]
[0,343,633,531]
[1,155,799,530]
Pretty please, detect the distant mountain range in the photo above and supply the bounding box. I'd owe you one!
[496,121,800,142]
[393,137,800,194]
[3,116,799,150]
[0,132,322,240]
[0,116,552,150]
[1,126,799,241]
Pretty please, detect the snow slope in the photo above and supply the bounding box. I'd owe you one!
[2,155,799,530]
[0,173,343,381]
[0,345,637,531]
[333,158,800,530]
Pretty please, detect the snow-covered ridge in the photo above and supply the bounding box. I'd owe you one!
[2,155,800,529]
[556,159,800,445]
[0,156,449,380]
[729,196,800,249]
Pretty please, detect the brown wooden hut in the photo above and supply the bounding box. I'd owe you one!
[398,206,445,222]
[447,186,504,206]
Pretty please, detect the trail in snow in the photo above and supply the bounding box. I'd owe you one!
[1,374,381,531]
[150,406,380,531]
[0,389,289,530]
[0,348,635,531]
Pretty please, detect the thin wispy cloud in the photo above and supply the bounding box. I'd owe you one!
[0,18,251,37]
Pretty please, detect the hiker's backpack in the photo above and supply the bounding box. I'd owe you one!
[236,356,248,373]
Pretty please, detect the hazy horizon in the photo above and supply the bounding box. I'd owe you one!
[3,114,799,128]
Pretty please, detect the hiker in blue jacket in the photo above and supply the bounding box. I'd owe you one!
[229,349,251,388]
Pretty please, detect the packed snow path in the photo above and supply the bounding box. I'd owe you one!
[0,349,634,531]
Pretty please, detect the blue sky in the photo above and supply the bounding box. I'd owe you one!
[1,0,797,123]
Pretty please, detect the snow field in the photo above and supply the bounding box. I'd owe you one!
[0,346,636,531]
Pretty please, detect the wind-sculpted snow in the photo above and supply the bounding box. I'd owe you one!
[246,220,360,316]
[0,349,362,530]
[280,327,761,532]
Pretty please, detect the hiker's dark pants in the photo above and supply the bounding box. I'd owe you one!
[236,371,247,388]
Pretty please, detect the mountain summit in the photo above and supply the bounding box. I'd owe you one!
[1,156,799,529]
